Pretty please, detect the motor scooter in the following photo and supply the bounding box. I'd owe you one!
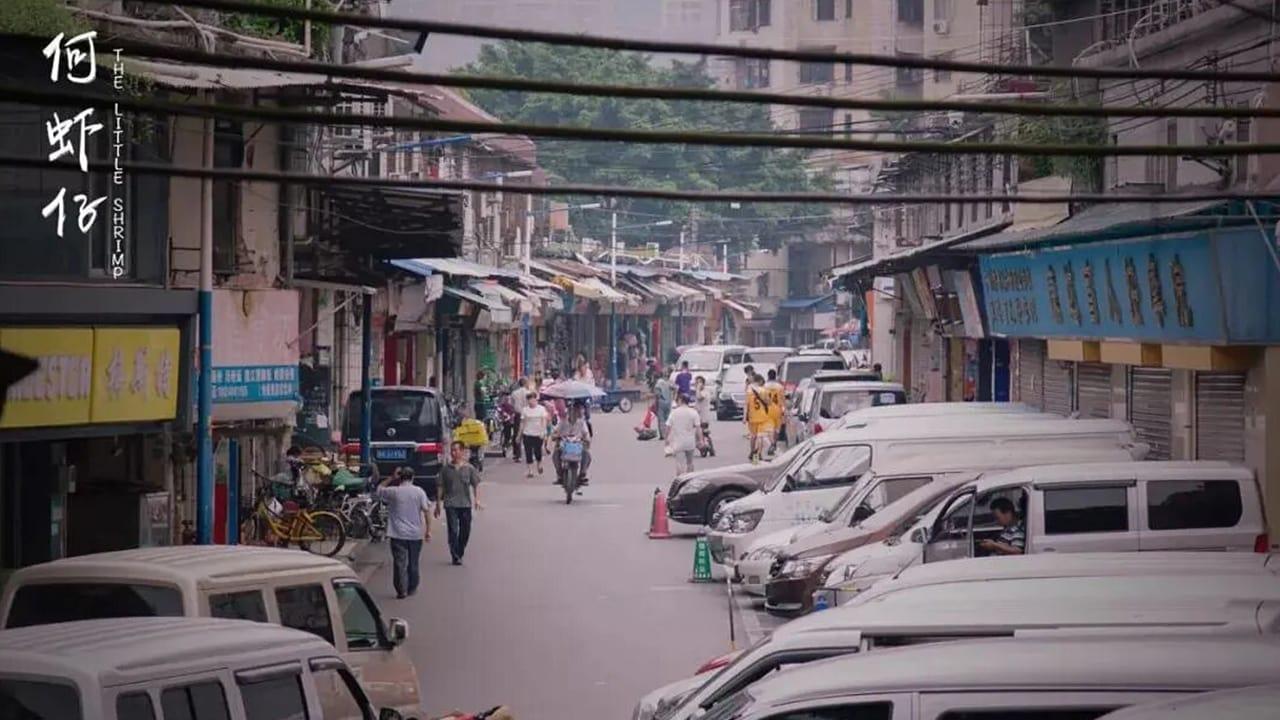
[557,435,585,505]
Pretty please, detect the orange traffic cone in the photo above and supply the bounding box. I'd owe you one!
[648,487,672,539]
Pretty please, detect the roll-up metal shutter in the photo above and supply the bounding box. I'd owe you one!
[1129,367,1173,461]
[1195,372,1246,462]
[1017,339,1045,411]
[1076,363,1114,419]
[1043,359,1073,417]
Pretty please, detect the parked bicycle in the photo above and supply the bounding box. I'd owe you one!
[241,473,346,557]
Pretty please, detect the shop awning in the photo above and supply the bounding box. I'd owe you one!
[719,297,756,320]
[779,294,835,311]
[393,257,523,280]
[471,281,538,316]
[443,286,513,327]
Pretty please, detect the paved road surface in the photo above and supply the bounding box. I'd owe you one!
[360,408,780,720]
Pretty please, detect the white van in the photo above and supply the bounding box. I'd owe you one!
[672,344,747,385]
[713,635,1280,720]
[1099,684,1280,720]
[706,416,1147,565]
[923,461,1269,563]
[638,562,1280,720]
[812,499,945,605]
[0,546,420,716]
[0,616,412,720]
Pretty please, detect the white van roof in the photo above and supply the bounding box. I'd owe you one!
[7,546,354,590]
[1097,684,1280,720]
[972,460,1250,490]
[0,617,335,687]
[812,381,904,394]
[811,416,1136,447]
[781,571,1280,641]
[865,551,1279,600]
[843,402,1042,422]
[742,636,1280,710]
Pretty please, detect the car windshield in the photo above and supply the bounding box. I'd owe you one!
[346,390,442,441]
[744,349,790,365]
[679,350,723,372]
[821,474,875,522]
[820,389,881,418]
[0,678,82,720]
[762,442,814,492]
[5,582,184,628]
[783,358,845,384]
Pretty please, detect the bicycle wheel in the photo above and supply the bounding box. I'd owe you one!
[298,511,346,557]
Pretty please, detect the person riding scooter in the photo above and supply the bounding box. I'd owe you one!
[551,400,592,486]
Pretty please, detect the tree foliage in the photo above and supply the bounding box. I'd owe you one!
[457,42,833,251]
[0,0,91,37]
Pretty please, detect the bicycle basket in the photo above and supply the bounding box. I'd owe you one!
[560,440,584,462]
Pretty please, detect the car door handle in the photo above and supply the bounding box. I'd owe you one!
[1041,547,1056,552]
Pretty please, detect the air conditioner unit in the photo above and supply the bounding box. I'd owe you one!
[932,19,951,35]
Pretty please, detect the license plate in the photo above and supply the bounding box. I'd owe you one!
[375,448,409,461]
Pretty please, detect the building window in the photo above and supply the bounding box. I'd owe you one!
[1165,119,1178,190]
[846,0,854,18]
[845,62,854,83]
[799,51,835,84]
[894,53,924,97]
[814,0,837,21]
[1237,113,1253,184]
[933,51,953,82]
[897,0,924,24]
[756,273,769,298]
[843,112,854,138]
[797,108,835,135]
[934,0,954,21]
[739,57,770,88]
[730,0,770,31]
[212,119,243,275]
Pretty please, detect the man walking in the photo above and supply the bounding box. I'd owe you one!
[377,467,432,599]
[436,441,484,565]
[674,361,694,402]
[764,369,786,456]
[665,393,704,476]
[654,369,674,441]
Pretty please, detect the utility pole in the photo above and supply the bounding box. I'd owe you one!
[196,102,214,544]
[609,211,618,390]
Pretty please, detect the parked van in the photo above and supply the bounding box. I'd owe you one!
[711,635,1280,720]
[791,380,906,443]
[672,344,747,386]
[778,355,848,396]
[669,403,1045,528]
[706,417,1147,566]
[0,546,421,716]
[742,346,793,366]
[923,461,1269,564]
[639,561,1280,720]
[1099,684,1280,720]
[0,616,412,720]
[343,385,447,499]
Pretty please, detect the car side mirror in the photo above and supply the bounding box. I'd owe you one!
[911,528,927,543]
[385,618,409,646]
[379,709,405,720]
[852,505,874,524]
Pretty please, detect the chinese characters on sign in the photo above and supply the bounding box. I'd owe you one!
[210,366,300,404]
[40,32,128,279]
[978,235,1223,343]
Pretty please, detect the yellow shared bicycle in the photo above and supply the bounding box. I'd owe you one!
[240,477,346,557]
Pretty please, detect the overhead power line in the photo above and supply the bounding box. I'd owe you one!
[6,154,1278,207]
[11,84,1280,158]
[44,35,1280,122]
[154,0,1280,84]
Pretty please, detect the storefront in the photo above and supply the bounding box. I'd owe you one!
[978,223,1280,546]
[0,286,195,567]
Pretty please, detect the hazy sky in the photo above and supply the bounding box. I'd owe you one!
[389,0,709,72]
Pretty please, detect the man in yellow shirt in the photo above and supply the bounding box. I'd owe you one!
[744,373,773,464]
[764,369,786,457]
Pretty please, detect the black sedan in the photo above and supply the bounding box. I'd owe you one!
[666,441,809,526]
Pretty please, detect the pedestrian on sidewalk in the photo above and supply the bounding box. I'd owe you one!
[436,441,484,566]
[694,375,716,457]
[520,390,550,478]
[377,467,432,599]
[745,374,771,464]
[764,369,785,456]
[654,369,674,441]
[665,394,704,477]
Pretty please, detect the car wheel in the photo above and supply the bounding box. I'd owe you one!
[706,489,746,526]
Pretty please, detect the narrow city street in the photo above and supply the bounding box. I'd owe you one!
[358,408,771,720]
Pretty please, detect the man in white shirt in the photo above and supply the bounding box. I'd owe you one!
[377,467,432,599]
[665,393,705,477]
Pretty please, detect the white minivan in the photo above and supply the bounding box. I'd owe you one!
[706,416,1148,565]
[672,344,747,386]
[0,546,421,717]
[923,461,1269,563]
[0,616,411,720]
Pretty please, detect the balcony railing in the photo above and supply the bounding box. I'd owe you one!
[1078,0,1217,62]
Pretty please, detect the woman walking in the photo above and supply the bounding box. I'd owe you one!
[519,390,550,478]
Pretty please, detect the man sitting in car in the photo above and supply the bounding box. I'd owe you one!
[978,497,1025,556]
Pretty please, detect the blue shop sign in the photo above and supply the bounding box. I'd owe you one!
[211,365,300,403]
[979,227,1279,344]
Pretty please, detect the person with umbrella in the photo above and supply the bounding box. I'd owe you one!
[551,400,592,486]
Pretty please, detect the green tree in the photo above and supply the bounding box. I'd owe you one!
[457,43,833,253]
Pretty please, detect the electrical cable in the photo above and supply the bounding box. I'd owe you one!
[148,0,1280,84]
[11,82,1280,157]
[23,34,1272,123]
[8,154,1279,206]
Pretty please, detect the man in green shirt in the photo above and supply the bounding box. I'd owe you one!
[436,441,484,565]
